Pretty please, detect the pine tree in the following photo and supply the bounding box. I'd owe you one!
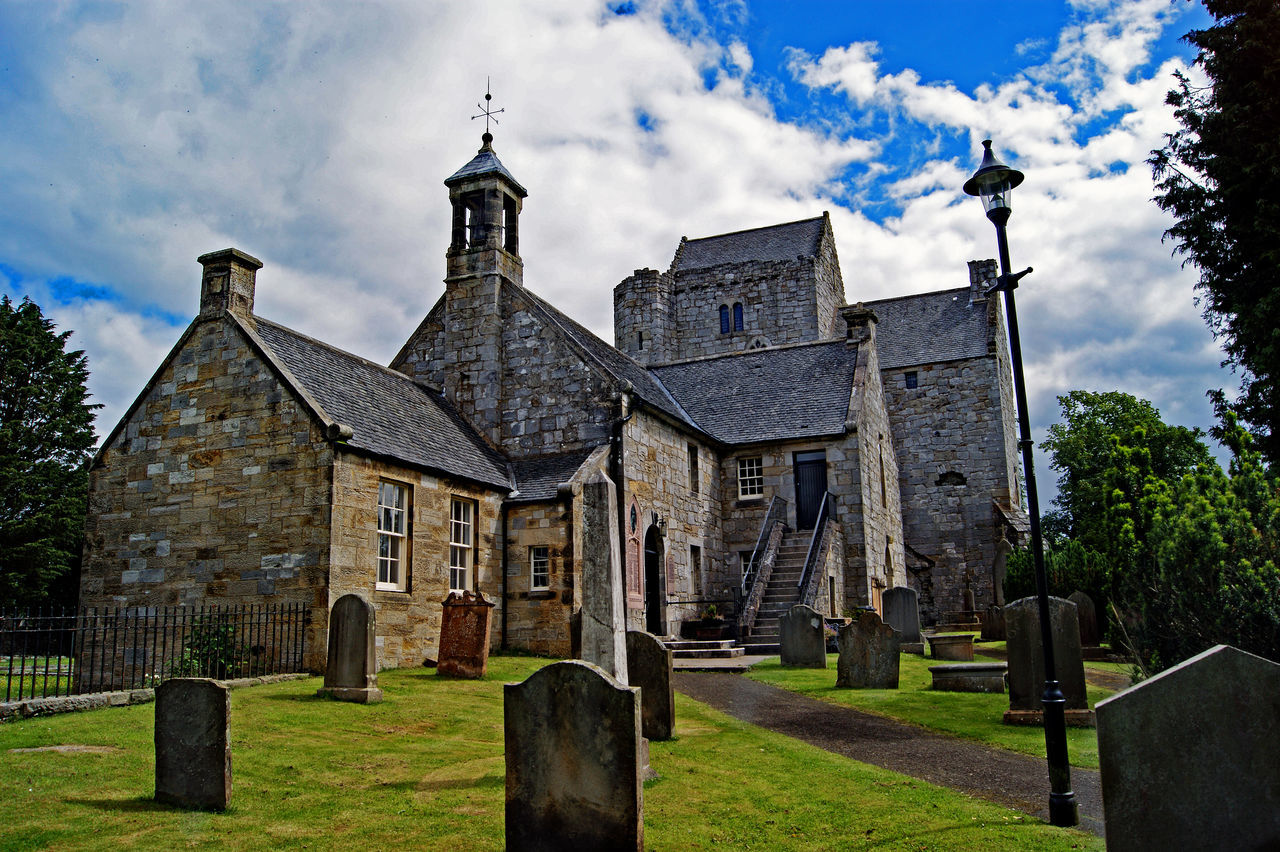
[0,296,99,606]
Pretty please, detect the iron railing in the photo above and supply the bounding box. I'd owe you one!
[738,496,788,637]
[1,603,309,703]
[797,492,837,608]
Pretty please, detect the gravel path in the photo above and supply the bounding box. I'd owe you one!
[673,671,1104,838]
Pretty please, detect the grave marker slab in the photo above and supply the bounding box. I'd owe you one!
[154,678,231,810]
[579,471,628,683]
[316,594,383,703]
[626,630,674,741]
[1003,596,1092,726]
[505,660,642,851]
[1067,590,1099,648]
[437,590,495,679]
[835,610,901,689]
[882,586,922,653]
[1097,645,1280,852]
[779,604,827,668]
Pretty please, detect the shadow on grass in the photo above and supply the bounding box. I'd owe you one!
[66,795,173,813]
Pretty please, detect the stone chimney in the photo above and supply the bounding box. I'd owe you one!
[840,302,878,347]
[198,248,262,317]
[968,259,998,303]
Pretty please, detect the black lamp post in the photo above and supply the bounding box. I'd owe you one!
[963,139,1079,828]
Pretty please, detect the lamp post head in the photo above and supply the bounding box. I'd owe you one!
[963,139,1024,224]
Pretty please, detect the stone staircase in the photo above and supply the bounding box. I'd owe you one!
[737,530,809,656]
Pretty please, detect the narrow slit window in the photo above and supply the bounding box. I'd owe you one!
[733,302,744,331]
[719,304,730,334]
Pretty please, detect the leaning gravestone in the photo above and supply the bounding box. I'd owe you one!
[626,630,674,741]
[780,604,827,668]
[882,586,923,653]
[316,594,383,703]
[438,590,496,679]
[1003,596,1092,725]
[1097,645,1280,851]
[1067,590,1099,648]
[836,610,901,689]
[579,471,628,683]
[154,678,231,810]
[505,660,643,851]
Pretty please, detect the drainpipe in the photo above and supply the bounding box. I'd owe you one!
[500,499,510,651]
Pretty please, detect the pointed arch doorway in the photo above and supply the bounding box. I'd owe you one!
[644,526,664,635]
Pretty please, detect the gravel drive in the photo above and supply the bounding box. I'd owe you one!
[674,670,1104,838]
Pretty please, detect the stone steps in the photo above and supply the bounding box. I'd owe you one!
[663,638,744,660]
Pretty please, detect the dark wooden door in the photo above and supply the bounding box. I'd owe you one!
[794,451,828,529]
[644,527,663,634]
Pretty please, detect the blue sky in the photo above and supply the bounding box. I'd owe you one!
[0,0,1222,499]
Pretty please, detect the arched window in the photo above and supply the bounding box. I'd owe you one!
[719,304,730,334]
[733,302,744,331]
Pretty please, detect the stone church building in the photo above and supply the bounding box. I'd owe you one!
[80,132,1023,670]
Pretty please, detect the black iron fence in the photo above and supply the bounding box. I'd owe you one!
[1,603,310,703]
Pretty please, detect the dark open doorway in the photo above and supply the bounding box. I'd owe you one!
[644,526,663,635]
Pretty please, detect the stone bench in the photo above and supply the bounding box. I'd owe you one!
[927,633,975,661]
[929,662,1007,693]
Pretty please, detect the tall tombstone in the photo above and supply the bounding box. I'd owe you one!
[835,610,901,689]
[316,594,383,703]
[779,604,827,668]
[505,661,642,851]
[438,590,496,679]
[625,630,674,741]
[882,586,922,650]
[1003,596,1092,725]
[579,470,628,684]
[154,678,231,810]
[1066,590,1099,648]
[1097,645,1280,851]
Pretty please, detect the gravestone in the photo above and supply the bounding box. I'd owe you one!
[882,586,923,653]
[779,604,827,668]
[1097,645,1280,851]
[438,590,496,678]
[1003,596,1092,726]
[316,594,383,703]
[154,678,231,810]
[579,471,628,683]
[980,604,1005,641]
[835,610,901,688]
[505,660,642,851]
[626,630,674,741]
[1067,590,1099,648]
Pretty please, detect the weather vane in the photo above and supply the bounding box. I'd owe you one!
[472,77,504,142]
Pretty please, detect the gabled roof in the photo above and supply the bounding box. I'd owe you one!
[508,446,607,504]
[650,341,858,445]
[865,288,992,370]
[244,316,512,490]
[673,216,826,272]
[444,140,528,197]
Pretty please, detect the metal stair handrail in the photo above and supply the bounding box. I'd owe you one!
[797,492,837,608]
[738,496,788,638]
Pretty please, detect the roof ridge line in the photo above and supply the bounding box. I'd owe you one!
[252,315,429,389]
[683,215,825,245]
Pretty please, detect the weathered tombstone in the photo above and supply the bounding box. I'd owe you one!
[437,590,496,679]
[316,594,383,703]
[928,633,975,661]
[1003,596,1092,726]
[1097,645,1280,852]
[882,586,923,653]
[835,610,901,688]
[929,662,1007,693]
[779,604,827,668]
[154,678,231,810]
[505,661,642,851]
[579,471,628,683]
[980,604,1005,641]
[1067,590,1099,648]
[625,630,674,741]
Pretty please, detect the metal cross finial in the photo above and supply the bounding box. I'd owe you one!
[472,77,504,143]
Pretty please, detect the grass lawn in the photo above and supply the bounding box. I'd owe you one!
[0,655,1101,851]
[746,652,1111,769]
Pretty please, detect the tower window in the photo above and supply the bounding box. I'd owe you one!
[502,194,519,253]
[719,305,730,334]
[637,330,647,351]
[905,371,918,389]
[733,302,744,331]
[688,442,699,493]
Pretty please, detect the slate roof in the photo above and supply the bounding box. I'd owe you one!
[508,447,603,503]
[444,142,528,197]
[865,288,992,370]
[515,284,697,430]
[650,341,857,445]
[674,216,826,272]
[246,317,513,490]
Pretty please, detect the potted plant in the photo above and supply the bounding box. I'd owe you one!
[695,604,728,640]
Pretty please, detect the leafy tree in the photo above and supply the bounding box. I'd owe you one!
[1042,390,1212,553]
[0,296,99,607]
[1104,415,1280,672]
[1150,0,1280,464]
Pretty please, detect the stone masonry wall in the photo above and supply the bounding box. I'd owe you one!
[327,453,504,670]
[81,316,333,670]
[503,499,575,656]
[613,267,673,366]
